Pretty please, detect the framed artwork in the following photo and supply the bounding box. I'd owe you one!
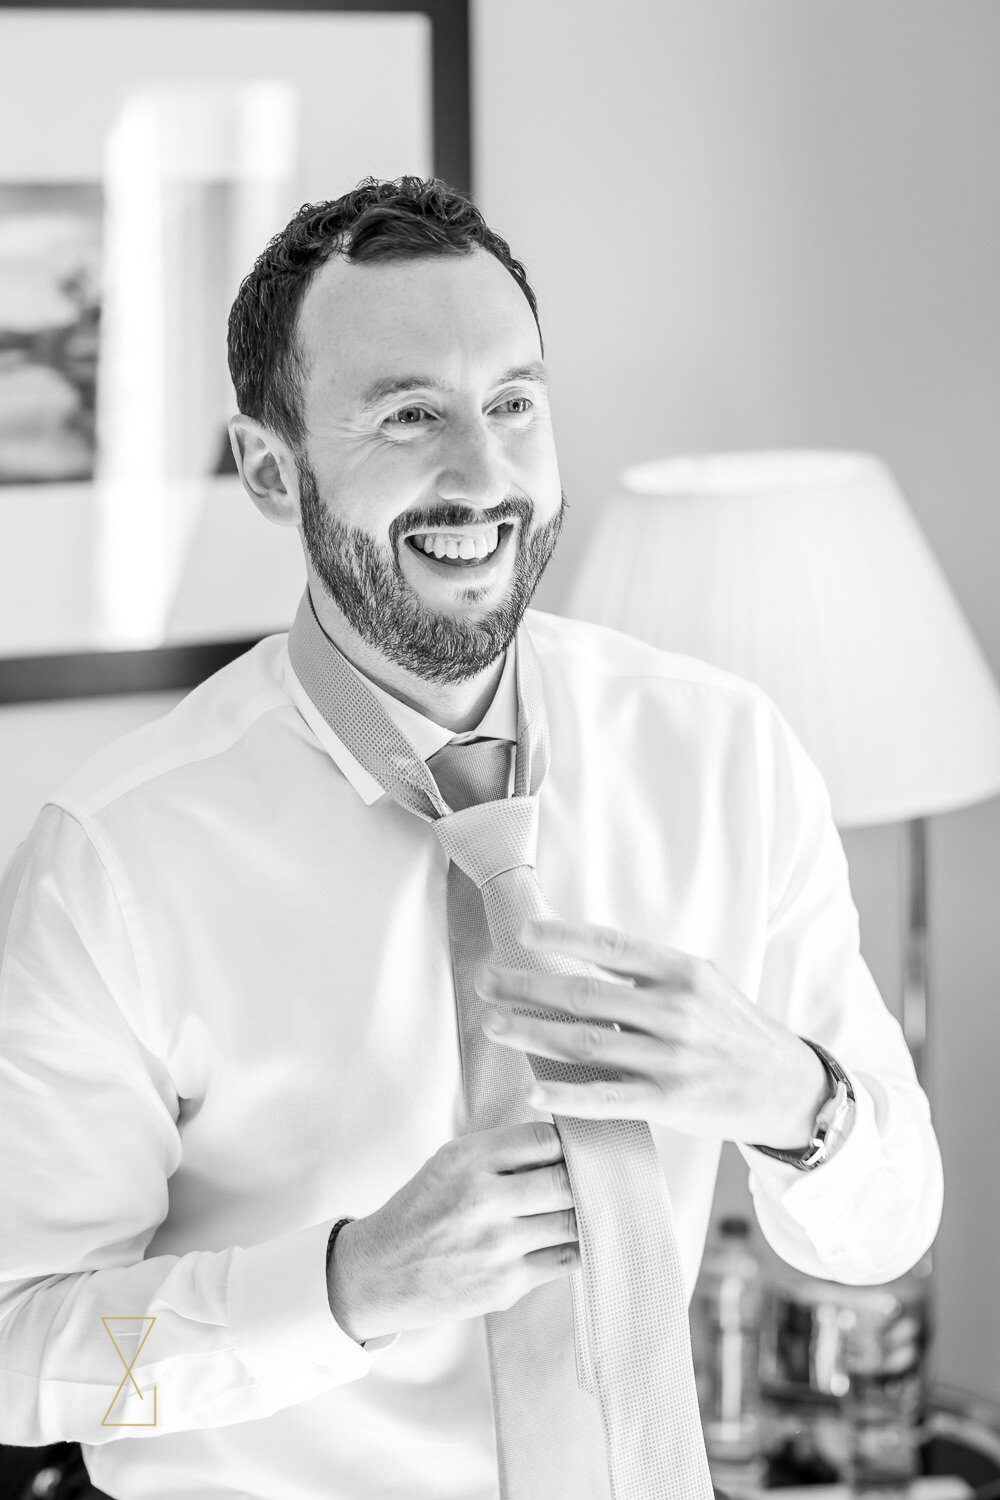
[0,0,471,704]
[0,182,102,485]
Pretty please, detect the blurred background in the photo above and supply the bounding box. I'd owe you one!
[473,0,1000,1410]
[0,0,997,1485]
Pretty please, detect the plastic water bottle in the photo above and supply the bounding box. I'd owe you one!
[694,1215,766,1491]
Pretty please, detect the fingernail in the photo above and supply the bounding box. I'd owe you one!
[485,1009,508,1033]
[527,1085,549,1107]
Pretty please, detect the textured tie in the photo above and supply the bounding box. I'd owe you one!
[287,591,714,1500]
[429,736,613,1498]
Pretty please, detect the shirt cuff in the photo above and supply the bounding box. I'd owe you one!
[227,1218,376,1387]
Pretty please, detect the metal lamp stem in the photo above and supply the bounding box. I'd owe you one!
[901,818,929,1089]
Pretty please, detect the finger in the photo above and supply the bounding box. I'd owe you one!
[516,1207,578,1255]
[503,1159,576,1216]
[483,1009,658,1074]
[477,1119,565,1172]
[521,1238,581,1288]
[519,917,696,987]
[480,966,655,1032]
[526,1077,656,1121]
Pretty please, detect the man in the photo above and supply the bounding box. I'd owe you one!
[0,177,941,1500]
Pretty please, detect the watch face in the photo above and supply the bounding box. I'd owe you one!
[816,1079,850,1133]
[820,1095,857,1166]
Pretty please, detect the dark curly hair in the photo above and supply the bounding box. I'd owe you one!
[227,175,542,451]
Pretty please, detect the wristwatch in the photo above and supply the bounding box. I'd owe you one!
[749,1038,856,1171]
[326,1218,398,1352]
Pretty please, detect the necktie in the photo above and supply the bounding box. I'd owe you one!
[288,592,714,1500]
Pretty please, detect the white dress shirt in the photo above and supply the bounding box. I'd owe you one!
[0,604,942,1500]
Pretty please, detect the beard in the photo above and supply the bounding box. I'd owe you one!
[296,457,567,685]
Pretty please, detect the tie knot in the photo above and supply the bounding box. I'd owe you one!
[428,737,513,812]
[433,796,539,889]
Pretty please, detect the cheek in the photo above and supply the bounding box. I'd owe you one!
[514,426,562,504]
[319,451,424,532]
[367,439,440,491]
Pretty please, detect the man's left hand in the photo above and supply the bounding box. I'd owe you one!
[478,918,829,1151]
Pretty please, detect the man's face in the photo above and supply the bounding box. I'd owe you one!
[291,249,565,684]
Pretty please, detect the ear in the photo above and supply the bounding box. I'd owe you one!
[228,414,302,527]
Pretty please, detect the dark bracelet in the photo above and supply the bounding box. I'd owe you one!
[326,1216,356,1280]
[325,1216,398,1354]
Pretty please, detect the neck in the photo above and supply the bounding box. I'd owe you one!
[307,586,507,734]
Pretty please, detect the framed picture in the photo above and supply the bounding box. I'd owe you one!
[0,182,102,485]
[0,0,471,703]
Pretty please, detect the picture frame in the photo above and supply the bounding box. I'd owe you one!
[0,0,471,704]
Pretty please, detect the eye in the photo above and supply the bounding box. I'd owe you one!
[384,405,433,427]
[493,395,534,416]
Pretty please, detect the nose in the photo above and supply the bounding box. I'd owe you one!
[434,414,509,512]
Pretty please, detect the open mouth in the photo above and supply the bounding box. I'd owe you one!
[404,522,515,570]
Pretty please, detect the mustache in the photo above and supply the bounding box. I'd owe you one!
[391,495,533,543]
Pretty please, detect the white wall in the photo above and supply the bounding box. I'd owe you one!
[473,0,1000,1399]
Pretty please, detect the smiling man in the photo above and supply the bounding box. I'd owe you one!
[0,178,942,1500]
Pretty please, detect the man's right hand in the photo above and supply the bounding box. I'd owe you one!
[326,1121,579,1344]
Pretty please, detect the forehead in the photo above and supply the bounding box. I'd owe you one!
[295,249,540,403]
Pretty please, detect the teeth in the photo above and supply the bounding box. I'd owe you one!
[409,525,502,561]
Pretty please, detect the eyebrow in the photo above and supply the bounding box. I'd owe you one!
[357,360,549,415]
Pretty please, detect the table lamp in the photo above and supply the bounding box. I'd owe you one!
[565,450,1000,1086]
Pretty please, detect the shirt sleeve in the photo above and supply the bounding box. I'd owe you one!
[737,700,943,1285]
[0,805,373,1449]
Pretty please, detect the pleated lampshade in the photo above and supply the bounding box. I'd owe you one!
[565,451,1000,828]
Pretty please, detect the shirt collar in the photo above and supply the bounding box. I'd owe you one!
[284,592,520,806]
